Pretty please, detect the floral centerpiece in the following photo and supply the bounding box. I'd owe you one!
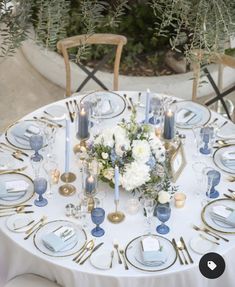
[87,113,169,195]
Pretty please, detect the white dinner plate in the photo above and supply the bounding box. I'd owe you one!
[44,105,67,121]
[80,91,126,119]
[190,236,214,255]
[6,213,35,233]
[125,234,176,272]
[90,249,112,270]
[201,198,235,234]
[213,145,235,174]
[171,101,211,129]
[5,120,45,150]
[33,220,87,257]
[0,173,34,206]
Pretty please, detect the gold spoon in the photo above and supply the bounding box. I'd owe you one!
[73,239,92,261]
[75,240,94,263]
[176,241,188,265]
[25,216,47,234]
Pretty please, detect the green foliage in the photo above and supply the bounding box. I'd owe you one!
[0,0,31,57]
[151,0,235,63]
[33,0,70,50]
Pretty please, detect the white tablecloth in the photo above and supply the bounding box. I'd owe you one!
[0,91,235,287]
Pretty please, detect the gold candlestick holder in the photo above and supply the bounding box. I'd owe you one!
[60,171,76,183]
[59,172,76,196]
[59,183,76,196]
[107,200,125,223]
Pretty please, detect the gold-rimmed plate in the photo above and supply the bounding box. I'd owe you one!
[125,234,177,272]
[33,220,87,257]
[5,119,46,150]
[0,172,34,206]
[213,145,235,174]
[171,101,211,129]
[80,91,126,119]
[201,198,235,234]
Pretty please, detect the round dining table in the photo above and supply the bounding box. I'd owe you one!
[0,91,235,287]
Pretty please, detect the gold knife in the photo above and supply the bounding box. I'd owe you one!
[172,238,184,265]
[180,236,194,263]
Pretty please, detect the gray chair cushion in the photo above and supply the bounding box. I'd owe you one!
[4,274,61,287]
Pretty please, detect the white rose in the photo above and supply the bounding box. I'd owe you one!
[132,140,151,163]
[121,161,150,191]
[158,191,170,204]
[101,152,109,160]
[102,168,114,181]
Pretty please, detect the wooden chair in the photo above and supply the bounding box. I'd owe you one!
[57,33,127,97]
[192,50,235,119]
[4,274,61,287]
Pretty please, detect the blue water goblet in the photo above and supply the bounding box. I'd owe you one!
[156,204,171,234]
[34,177,48,207]
[91,207,105,237]
[199,127,214,155]
[30,134,44,162]
[206,169,221,199]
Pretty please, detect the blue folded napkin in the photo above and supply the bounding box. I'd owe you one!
[211,205,235,227]
[221,152,235,170]
[42,226,77,252]
[141,249,167,266]
[0,182,26,199]
[139,236,167,266]
[177,108,202,125]
[11,122,40,144]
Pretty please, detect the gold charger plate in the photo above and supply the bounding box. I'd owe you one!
[213,145,235,175]
[0,172,34,206]
[80,91,126,119]
[125,234,177,272]
[201,198,235,234]
[33,219,87,257]
[5,119,47,150]
[171,100,211,129]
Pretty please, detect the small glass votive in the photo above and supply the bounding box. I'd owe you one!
[174,192,186,208]
[126,198,140,215]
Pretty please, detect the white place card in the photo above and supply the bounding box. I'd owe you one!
[212,205,231,218]
[141,236,160,252]
[6,180,29,192]
[24,125,40,138]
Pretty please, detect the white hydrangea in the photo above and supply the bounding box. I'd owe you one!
[121,161,150,191]
[132,140,151,163]
[114,126,131,156]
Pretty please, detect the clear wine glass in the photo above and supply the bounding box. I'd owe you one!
[149,96,163,126]
[43,125,57,159]
[156,204,171,234]
[43,160,60,198]
[141,197,156,235]
[91,207,105,237]
[34,177,48,207]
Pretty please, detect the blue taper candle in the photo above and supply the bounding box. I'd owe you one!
[65,118,70,173]
[78,107,89,139]
[144,89,150,124]
[114,165,119,201]
[163,109,175,140]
